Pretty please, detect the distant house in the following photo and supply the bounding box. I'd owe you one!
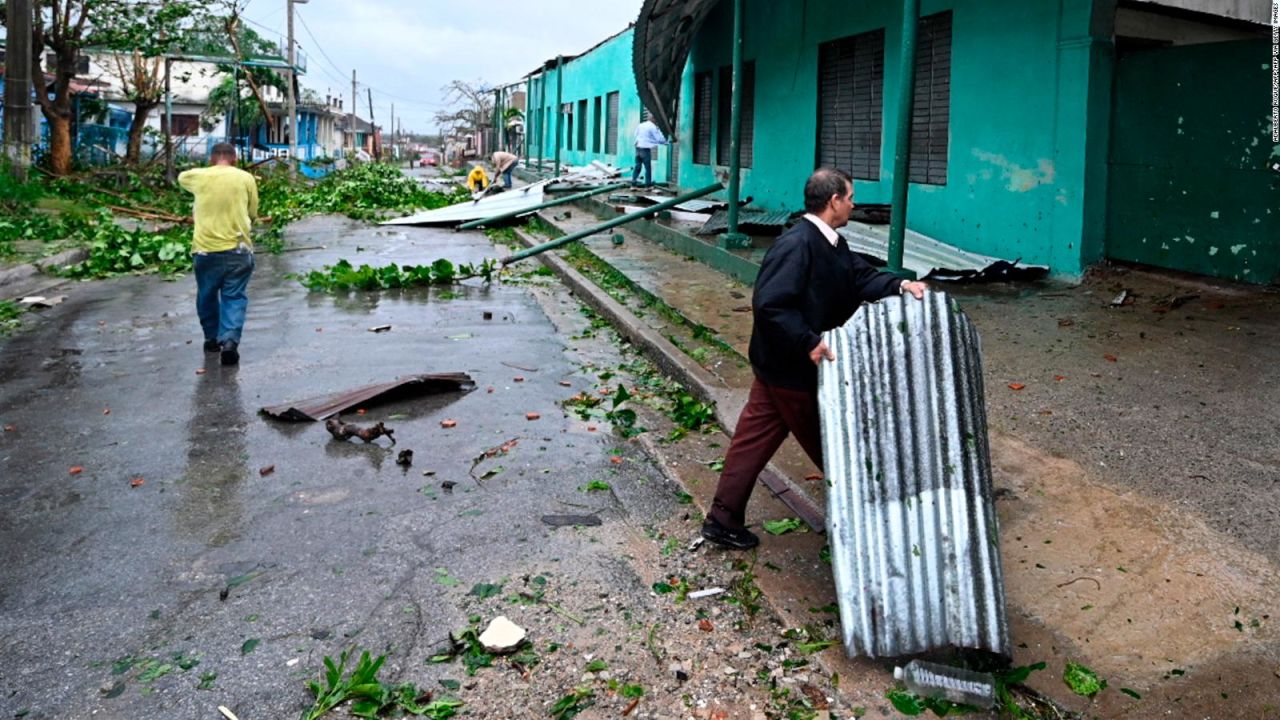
[84,54,228,161]
[335,114,380,159]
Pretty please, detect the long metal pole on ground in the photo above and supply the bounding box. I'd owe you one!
[500,182,723,265]
[553,56,563,177]
[720,0,748,249]
[3,0,33,180]
[886,0,920,278]
[457,182,628,230]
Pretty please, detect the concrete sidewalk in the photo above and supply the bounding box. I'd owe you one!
[511,206,1280,717]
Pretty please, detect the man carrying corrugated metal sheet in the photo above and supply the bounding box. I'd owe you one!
[701,168,928,550]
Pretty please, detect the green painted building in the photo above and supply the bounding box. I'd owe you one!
[531,1,1278,284]
[525,27,675,185]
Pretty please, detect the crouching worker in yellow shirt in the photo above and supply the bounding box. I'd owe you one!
[178,143,259,366]
[466,165,489,193]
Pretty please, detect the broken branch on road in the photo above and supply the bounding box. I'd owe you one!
[325,417,397,445]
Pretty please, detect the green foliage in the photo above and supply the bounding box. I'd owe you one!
[258,162,468,241]
[885,688,978,716]
[669,393,716,433]
[993,662,1048,719]
[0,301,25,335]
[63,209,191,278]
[0,169,45,213]
[725,558,763,623]
[762,518,806,536]
[426,626,496,677]
[548,687,595,719]
[295,258,498,292]
[782,625,837,654]
[1063,661,1106,698]
[302,648,461,720]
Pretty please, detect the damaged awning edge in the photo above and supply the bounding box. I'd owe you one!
[633,0,722,137]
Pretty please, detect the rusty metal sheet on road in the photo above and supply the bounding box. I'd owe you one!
[260,372,475,422]
[818,291,1010,659]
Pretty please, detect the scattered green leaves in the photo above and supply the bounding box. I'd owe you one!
[885,688,978,716]
[301,648,463,720]
[549,686,595,719]
[762,518,805,536]
[296,258,498,292]
[468,583,504,600]
[1063,661,1107,698]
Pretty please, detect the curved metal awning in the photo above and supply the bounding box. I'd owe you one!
[632,0,722,137]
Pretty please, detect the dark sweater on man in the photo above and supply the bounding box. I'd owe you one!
[748,218,903,391]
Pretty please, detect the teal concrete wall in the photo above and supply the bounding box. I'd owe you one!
[675,0,1108,277]
[525,28,671,183]
[1106,39,1279,284]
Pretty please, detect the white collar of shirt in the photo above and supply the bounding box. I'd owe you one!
[804,214,839,246]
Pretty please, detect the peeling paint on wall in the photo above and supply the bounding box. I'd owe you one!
[971,150,1056,192]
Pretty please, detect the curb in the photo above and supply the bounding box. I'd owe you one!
[0,247,87,298]
[511,222,825,532]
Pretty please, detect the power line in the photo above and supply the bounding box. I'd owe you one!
[295,12,347,84]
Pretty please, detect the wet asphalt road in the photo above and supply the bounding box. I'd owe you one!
[0,215,680,718]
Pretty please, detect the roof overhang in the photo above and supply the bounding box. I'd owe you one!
[632,0,721,137]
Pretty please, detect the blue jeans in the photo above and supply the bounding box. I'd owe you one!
[502,167,513,188]
[194,248,254,345]
[633,147,653,186]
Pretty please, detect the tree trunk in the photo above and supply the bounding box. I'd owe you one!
[45,111,74,176]
[126,103,156,165]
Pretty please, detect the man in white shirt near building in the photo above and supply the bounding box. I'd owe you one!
[632,112,671,188]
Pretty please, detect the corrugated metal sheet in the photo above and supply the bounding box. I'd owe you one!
[633,0,722,137]
[696,208,794,235]
[818,291,1010,659]
[838,221,1047,281]
[381,186,547,226]
[260,373,475,421]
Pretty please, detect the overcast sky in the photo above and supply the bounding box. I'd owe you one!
[240,0,643,134]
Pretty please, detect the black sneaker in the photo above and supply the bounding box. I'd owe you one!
[203,339,220,353]
[701,517,759,550]
[220,341,239,366]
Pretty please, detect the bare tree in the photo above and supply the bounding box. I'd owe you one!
[433,79,492,139]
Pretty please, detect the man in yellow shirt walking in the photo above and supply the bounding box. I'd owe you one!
[178,143,259,366]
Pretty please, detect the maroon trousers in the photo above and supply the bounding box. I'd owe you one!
[709,377,824,528]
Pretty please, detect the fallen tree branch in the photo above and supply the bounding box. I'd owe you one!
[324,416,396,445]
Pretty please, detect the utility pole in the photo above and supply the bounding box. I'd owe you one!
[4,0,34,180]
[287,0,309,178]
[390,102,395,160]
[350,70,357,156]
[367,87,377,159]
